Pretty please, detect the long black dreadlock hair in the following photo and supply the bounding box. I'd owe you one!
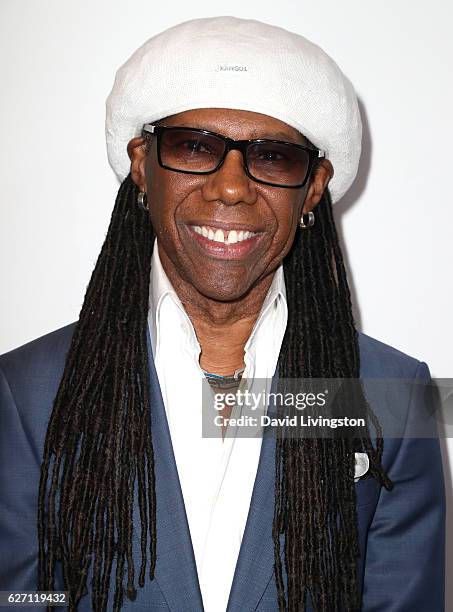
[37,172,393,611]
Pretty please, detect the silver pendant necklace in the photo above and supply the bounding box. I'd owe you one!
[202,367,245,390]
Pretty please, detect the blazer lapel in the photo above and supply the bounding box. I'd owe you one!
[226,373,284,612]
[146,329,204,612]
[226,373,316,612]
[226,423,281,612]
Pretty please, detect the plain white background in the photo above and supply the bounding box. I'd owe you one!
[1,0,452,606]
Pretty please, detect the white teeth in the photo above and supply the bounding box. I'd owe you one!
[214,229,224,243]
[227,229,238,244]
[192,225,257,244]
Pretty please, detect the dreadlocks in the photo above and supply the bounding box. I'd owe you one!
[274,187,393,611]
[38,175,155,610]
[37,172,393,611]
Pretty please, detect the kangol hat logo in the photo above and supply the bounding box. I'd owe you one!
[217,64,248,72]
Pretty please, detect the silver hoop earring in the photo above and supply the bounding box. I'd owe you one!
[137,191,148,211]
[299,211,315,229]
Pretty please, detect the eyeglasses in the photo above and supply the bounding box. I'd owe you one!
[142,124,325,189]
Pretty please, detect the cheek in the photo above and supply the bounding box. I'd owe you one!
[148,190,172,233]
[270,194,303,246]
[146,168,184,238]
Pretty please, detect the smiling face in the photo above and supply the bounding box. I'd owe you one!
[129,108,332,303]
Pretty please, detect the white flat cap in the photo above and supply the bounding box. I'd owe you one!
[105,16,362,203]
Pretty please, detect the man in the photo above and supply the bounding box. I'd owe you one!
[0,16,445,612]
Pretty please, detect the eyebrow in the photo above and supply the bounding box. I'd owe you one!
[247,129,304,143]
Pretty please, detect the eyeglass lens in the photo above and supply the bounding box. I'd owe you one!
[159,128,311,187]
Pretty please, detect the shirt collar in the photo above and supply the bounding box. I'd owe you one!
[148,239,199,358]
[244,263,287,352]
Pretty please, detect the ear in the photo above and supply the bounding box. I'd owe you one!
[302,159,334,213]
[127,136,148,192]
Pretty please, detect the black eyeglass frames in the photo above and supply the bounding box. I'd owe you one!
[142,123,325,189]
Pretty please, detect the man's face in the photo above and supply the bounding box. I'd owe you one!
[141,108,314,301]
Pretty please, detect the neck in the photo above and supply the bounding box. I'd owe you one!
[158,249,275,376]
[190,315,256,375]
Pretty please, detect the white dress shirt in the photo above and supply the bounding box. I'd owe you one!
[147,240,288,612]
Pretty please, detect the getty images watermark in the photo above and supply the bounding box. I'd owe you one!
[212,388,362,428]
[201,377,453,439]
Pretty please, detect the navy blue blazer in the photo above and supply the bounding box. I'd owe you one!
[0,322,446,611]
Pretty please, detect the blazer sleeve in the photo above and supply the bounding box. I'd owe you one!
[361,361,446,612]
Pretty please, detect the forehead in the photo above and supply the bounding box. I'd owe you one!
[156,107,308,145]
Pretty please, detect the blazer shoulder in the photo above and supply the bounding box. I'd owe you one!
[0,321,77,361]
[0,321,78,393]
[357,331,424,379]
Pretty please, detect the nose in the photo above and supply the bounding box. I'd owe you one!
[201,150,257,206]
